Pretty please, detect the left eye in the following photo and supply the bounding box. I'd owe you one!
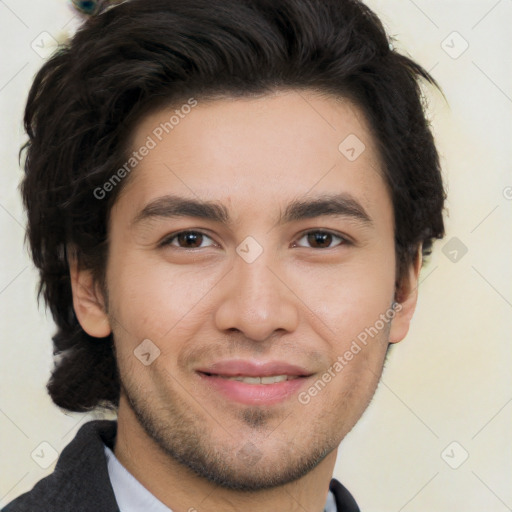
[294,231,346,249]
[162,231,215,249]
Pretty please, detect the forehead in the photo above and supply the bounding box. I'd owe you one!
[116,90,390,226]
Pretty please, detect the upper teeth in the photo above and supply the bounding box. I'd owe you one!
[220,375,297,384]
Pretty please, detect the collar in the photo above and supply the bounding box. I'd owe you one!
[104,445,172,512]
[3,420,358,512]
[105,443,340,512]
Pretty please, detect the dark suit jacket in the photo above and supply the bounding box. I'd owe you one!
[3,420,360,511]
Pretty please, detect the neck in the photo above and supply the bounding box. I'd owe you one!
[113,396,337,512]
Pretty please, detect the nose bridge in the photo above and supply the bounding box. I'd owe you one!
[235,253,278,309]
[214,246,299,340]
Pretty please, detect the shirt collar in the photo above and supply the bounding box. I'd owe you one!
[104,445,172,512]
[104,444,337,512]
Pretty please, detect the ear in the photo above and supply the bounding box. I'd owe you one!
[69,250,111,338]
[389,246,422,344]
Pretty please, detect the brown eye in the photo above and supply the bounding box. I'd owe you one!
[177,232,203,248]
[296,231,345,249]
[163,231,214,249]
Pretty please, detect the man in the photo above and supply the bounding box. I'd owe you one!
[3,0,445,510]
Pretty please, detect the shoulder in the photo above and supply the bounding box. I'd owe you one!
[2,420,119,512]
[329,478,360,512]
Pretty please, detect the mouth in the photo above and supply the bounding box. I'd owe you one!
[195,360,312,405]
[199,373,302,385]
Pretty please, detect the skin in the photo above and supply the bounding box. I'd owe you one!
[71,90,421,512]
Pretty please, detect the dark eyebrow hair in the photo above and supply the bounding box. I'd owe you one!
[132,195,230,226]
[281,194,372,225]
[131,193,372,227]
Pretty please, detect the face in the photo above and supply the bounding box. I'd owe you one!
[76,90,417,490]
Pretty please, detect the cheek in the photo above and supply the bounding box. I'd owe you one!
[290,251,396,343]
[105,249,225,345]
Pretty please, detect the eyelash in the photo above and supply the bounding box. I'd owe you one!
[159,229,351,250]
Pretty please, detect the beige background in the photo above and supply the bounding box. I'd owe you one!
[1,1,511,510]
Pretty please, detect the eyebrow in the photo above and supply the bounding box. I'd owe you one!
[281,194,371,225]
[131,193,372,227]
[132,195,229,226]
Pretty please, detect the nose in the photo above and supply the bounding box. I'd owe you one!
[214,252,300,342]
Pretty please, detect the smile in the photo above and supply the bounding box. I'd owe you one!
[195,360,312,405]
[203,373,301,384]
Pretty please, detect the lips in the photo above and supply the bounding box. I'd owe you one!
[197,359,311,378]
[214,374,297,384]
[196,360,312,405]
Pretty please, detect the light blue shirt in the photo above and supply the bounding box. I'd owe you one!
[104,445,337,512]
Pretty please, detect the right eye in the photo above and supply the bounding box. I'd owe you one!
[160,231,216,249]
